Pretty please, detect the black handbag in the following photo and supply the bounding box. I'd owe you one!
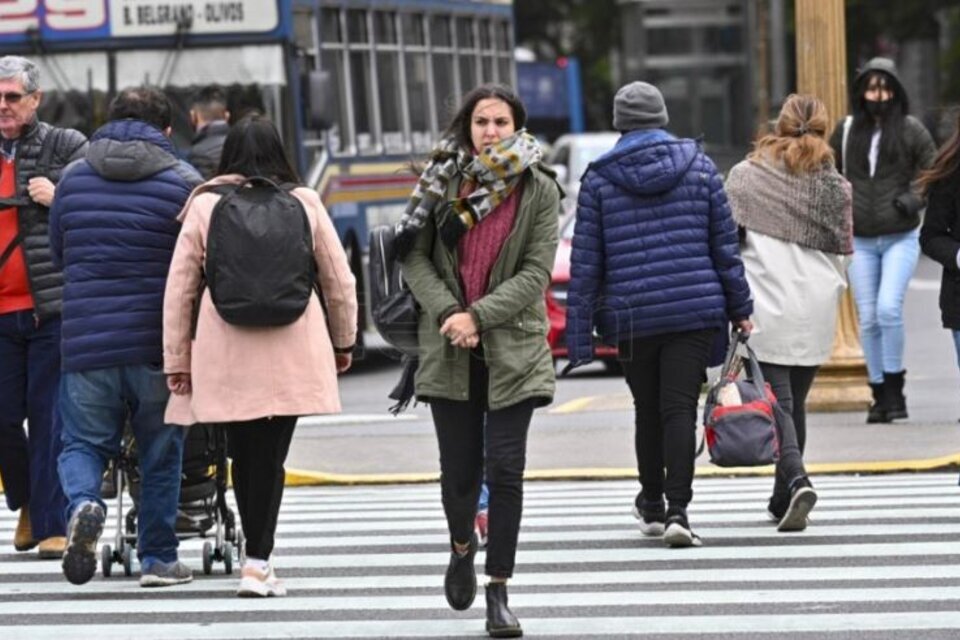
[368,224,420,356]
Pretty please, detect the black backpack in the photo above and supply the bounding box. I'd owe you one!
[205,177,316,327]
[368,225,420,355]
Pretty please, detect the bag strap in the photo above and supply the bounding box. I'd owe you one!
[696,329,765,459]
[0,229,24,272]
[0,130,62,272]
[841,115,852,178]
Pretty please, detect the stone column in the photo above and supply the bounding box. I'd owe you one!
[795,0,871,411]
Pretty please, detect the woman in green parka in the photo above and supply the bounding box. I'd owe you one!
[397,83,560,638]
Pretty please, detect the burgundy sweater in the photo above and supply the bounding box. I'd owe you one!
[457,181,524,307]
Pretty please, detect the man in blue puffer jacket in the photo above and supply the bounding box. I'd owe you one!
[565,81,753,549]
[49,87,201,587]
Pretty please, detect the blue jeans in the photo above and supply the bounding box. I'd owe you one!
[58,365,184,564]
[848,229,920,383]
[478,482,489,512]
[952,331,960,374]
[0,310,68,538]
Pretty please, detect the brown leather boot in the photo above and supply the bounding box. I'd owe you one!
[38,536,67,559]
[14,509,37,552]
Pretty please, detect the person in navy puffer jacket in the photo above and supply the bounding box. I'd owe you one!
[565,81,753,548]
[49,87,201,587]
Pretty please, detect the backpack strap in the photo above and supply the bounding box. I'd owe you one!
[841,115,853,177]
[0,228,24,272]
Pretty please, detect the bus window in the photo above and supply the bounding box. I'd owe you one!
[349,50,376,153]
[374,11,405,154]
[401,13,426,46]
[431,15,452,47]
[320,49,351,154]
[434,54,456,130]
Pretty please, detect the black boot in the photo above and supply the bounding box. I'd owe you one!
[444,534,477,611]
[486,582,522,638]
[867,382,889,423]
[883,370,908,420]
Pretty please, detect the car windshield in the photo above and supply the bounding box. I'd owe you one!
[569,137,617,180]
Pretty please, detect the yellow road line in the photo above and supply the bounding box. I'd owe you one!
[281,452,960,485]
[549,396,598,414]
[3,454,957,495]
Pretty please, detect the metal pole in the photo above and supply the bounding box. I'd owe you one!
[770,0,786,107]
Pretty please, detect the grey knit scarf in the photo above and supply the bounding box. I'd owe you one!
[725,158,853,255]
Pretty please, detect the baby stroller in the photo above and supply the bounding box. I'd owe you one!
[100,423,244,577]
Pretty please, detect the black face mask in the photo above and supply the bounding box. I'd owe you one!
[865,100,891,119]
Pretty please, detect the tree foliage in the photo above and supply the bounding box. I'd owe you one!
[514,0,621,130]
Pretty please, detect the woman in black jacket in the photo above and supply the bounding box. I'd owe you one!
[919,114,960,378]
[829,57,936,423]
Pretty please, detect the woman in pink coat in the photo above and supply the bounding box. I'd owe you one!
[163,115,357,597]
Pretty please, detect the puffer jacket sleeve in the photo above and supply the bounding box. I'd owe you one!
[468,172,560,330]
[59,128,89,169]
[920,180,960,272]
[565,173,604,365]
[705,161,753,320]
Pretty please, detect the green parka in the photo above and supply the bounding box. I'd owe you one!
[402,165,561,410]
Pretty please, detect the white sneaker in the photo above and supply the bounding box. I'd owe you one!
[237,564,287,597]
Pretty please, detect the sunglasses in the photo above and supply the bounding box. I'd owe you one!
[0,92,32,105]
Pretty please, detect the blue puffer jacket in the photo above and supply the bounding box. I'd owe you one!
[565,129,752,365]
[50,119,202,372]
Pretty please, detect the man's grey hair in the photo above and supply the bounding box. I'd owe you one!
[0,56,39,94]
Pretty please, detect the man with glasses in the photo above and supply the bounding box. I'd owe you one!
[0,55,87,559]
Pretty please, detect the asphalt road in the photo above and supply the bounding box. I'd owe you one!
[285,255,960,478]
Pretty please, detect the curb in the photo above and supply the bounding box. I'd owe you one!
[283,451,960,486]
[4,453,957,495]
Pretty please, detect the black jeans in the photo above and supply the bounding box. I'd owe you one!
[430,354,535,579]
[225,416,297,560]
[759,363,819,503]
[619,329,716,512]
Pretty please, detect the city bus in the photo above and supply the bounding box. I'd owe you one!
[4,0,516,350]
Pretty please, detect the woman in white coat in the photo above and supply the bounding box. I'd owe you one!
[725,94,853,530]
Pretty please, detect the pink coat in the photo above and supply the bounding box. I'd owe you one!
[163,175,357,425]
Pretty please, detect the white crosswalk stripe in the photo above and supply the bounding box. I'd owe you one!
[2,472,960,638]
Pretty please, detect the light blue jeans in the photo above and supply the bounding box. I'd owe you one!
[848,229,920,383]
[952,331,960,373]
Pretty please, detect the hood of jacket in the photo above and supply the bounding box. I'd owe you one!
[589,129,700,196]
[855,57,906,96]
[86,119,179,182]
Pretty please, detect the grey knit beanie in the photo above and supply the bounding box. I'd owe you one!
[612,81,669,131]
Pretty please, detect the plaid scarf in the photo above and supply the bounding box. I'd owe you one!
[394,130,542,257]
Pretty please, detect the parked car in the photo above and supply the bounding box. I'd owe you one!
[546,213,619,368]
[545,131,620,215]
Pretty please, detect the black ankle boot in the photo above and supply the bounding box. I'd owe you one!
[867,383,889,423]
[486,582,522,638]
[444,534,477,611]
[883,370,908,420]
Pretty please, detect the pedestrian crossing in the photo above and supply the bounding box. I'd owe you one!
[2,473,960,638]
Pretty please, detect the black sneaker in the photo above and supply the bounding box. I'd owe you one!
[663,512,702,548]
[62,501,105,585]
[444,533,478,611]
[778,478,817,532]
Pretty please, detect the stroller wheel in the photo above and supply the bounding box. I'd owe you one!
[101,544,113,578]
[223,542,234,575]
[121,545,133,577]
[202,541,213,575]
[236,529,245,566]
